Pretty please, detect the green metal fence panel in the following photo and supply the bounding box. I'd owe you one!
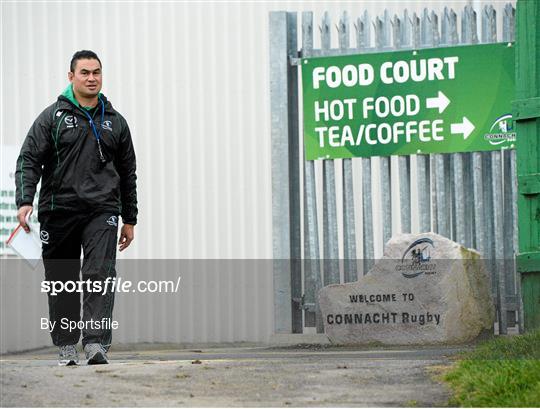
[515,0,540,332]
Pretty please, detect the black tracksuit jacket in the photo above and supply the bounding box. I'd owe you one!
[15,94,138,225]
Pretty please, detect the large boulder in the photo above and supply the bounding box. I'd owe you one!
[318,233,494,345]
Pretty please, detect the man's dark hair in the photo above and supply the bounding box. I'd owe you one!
[70,50,102,73]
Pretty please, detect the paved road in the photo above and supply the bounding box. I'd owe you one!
[1,345,461,407]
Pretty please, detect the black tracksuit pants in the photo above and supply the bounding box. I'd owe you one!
[40,210,119,349]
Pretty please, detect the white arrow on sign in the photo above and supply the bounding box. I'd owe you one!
[426,91,450,113]
[451,117,475,140]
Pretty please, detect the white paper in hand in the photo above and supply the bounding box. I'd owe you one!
[6,213,42,269]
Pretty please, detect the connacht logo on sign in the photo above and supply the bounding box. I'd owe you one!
[485,114,516,145]
[396,238,436,278]
[301,43,515,160]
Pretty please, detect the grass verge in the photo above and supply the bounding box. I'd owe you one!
[442,330,540,407]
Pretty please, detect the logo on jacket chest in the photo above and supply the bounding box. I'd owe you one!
[64,115,78,128]
[102,120,113,131]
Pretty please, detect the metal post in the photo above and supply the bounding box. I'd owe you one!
[487,4,509,334]
[470,5,496,308]
[502,3,519,329]
[503,3,523,333]
[511,150,524,333]
[493,150,508,334]
[339,11,358,283]
[441,8,458,241]
[395,12,411,234]
[471,5,491,259]
[376,12,393,246]
[301,12,323,331]
[358,11,374,275]
[269,11,301,333]
[416,11,431,233]
[478,11,497,302]
[504,146,518,328]
[470,5,489,310]
[319,12,340,287]
[461,5,477,249]
[478,4,507,334]
[453,154,466,245]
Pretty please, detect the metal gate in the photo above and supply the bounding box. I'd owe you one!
[270,4,523,337]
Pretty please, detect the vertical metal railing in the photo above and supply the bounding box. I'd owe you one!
[269,12,302,334]
[436,8,455,239]
[429,11,441,235]
[396,12,412,235]
[482,5,508,334]
[358,12,375,277]
[270,3,519,335]
[501,3,522,333]
[301,11,323,331]
[417,10,433,234]
[320,13,341,289]
[376,12,394,248]
[339,12,358,285]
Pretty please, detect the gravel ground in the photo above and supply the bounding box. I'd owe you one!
[0,345,460,407]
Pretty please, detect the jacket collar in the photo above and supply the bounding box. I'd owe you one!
[57,85,115,115]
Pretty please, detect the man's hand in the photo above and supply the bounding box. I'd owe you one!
[118,224,135,252]
[17,205,33,233]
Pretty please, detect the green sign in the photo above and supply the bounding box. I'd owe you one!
[302,43,515,160]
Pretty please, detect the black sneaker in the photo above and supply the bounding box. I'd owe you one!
[84,343,109,365]
[58,345,79,366]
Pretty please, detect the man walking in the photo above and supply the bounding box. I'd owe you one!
[15,50,137,366]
